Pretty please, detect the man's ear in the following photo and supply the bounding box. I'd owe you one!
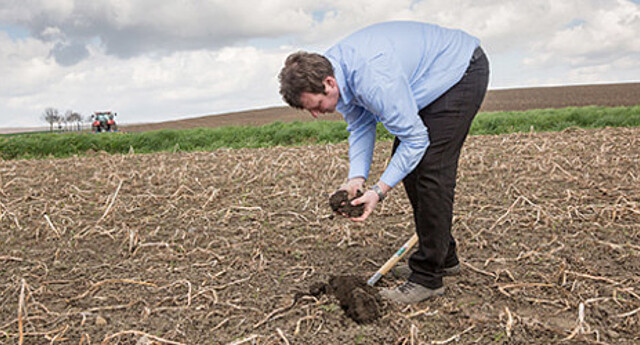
[324,76,337,93]
[324,76,336,87]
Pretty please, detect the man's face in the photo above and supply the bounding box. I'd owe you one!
[299,76,340,118]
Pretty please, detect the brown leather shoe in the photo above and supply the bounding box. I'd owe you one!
[380,281,445,304]
[390,263,461,280]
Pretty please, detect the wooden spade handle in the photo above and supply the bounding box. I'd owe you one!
[367,234,418,286]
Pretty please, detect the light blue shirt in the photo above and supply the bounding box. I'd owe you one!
[325,21,479,187]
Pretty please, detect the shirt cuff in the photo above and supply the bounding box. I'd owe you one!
[379,168,403,188]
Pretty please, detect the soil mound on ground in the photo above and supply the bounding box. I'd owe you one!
[309,275,382,323]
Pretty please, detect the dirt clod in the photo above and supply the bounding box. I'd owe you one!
[329,190,365,217]
[309,275,382,324]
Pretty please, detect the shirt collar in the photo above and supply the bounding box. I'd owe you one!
[327,56,353,110]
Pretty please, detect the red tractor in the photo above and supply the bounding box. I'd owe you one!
[91,111,118,133]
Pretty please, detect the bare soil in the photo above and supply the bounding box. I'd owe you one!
[1,126,638,344]
[307,275,382,324]
[121,82,640,132]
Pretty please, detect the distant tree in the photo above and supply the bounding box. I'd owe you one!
[62,110,82,131]
[64,110,72,131]
[68,111,83,131]
[42,108,60,131]
[55,111,63,131]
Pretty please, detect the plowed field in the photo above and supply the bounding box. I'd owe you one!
[1,126,638,344]
[122,82,640,132]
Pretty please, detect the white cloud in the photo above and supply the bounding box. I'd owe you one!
[2,0,315,59]
[0,0,639,127]
[0,29,290,127]
[0,32,58,96]
[515,0,640,86]
[527,0,640,65]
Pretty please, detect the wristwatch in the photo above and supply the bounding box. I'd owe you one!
[370,184,385,202]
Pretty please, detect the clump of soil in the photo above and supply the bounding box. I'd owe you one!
[308,275,382,323]
[329,190,364,217]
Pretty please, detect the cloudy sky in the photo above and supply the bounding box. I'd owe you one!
[1,0,639,128]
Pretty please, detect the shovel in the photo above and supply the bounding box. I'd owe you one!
[367,234,418,286]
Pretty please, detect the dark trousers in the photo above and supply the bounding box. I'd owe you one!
[392,47,489,289]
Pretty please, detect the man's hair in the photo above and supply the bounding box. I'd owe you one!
[278,51,334,109]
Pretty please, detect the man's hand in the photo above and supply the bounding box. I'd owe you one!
[349,181,391,222]
[349,190,379,222]
[340,177,365,199]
